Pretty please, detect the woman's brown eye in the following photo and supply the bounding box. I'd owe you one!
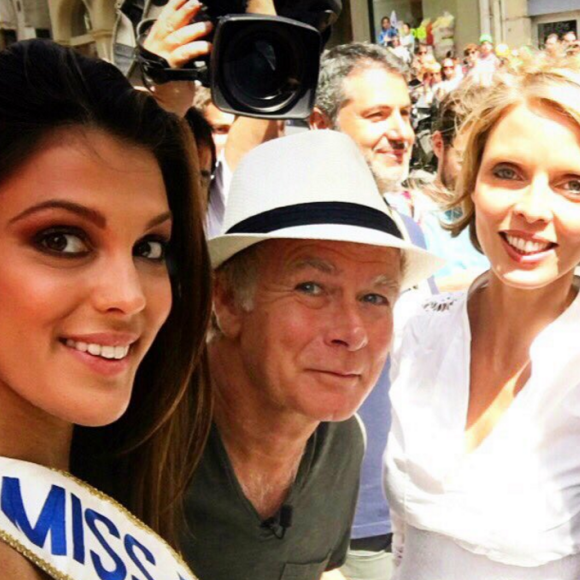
[134,238,168,261]
[36,230,89,255]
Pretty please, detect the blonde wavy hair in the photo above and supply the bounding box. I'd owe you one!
[447,53,580,251]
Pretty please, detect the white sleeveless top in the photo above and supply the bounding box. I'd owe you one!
[384,285,580,576]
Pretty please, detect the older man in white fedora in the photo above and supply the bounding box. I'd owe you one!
[181,131,442,580]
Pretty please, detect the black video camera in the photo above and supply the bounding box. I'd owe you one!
[113,0,341,119]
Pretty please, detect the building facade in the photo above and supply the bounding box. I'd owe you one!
[3,0,580,61]
[0,0,51,49]
[348,0,580,53]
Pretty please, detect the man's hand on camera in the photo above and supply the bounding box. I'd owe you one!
[143,0,212,116]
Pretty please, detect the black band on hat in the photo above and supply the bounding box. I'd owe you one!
[226,201,403,239]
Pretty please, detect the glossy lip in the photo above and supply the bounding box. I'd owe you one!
[60,332,139,378]
[499,232,557,266]
[61,341,133,377]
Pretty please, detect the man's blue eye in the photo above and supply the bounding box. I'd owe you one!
[296,282,322,295]
[363,294,388,306]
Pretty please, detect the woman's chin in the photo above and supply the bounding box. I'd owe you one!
[61,398,132,428]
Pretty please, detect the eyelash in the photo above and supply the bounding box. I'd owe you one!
[295,282,390,306]
[492,165,519,180]
[33,226,90,259]
[32,227,170,262]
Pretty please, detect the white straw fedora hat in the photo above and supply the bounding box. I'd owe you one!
[208,130,444,290]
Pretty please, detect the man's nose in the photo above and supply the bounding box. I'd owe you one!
[385,111,414,143]
[325,301,369,352]
[91,255,147,316]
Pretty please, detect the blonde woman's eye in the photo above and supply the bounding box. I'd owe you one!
[563,179,580,195]
[493,165,519,180]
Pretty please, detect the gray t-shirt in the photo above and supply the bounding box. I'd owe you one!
[182,418,364,580]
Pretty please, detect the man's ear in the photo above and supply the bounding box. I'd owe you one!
[213,275,243,339]
[432,130,445,160]
[309,106,333,130]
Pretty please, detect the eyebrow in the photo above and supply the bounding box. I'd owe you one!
[289,257,337,275]
[9,199,172,230]
[289,259,401,292]
[372,274,401,294]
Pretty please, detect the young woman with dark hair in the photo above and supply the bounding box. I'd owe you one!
[0,39,211,579]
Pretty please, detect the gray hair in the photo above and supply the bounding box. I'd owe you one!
[315,42,408,124]
[209,245,262,340]
[210,240,408,340]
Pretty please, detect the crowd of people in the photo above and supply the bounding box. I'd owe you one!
[378,19,580,107]
[1,1,580,579]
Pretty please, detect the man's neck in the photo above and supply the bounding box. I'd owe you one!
[209,339,318,518]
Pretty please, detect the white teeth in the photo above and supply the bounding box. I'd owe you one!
[88,343,101,356]
[505,235,550,254]
[65,339,130,360]
[114,346,126,359]
[101,346,116,359]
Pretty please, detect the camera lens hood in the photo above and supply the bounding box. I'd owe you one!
[210,14,321,119]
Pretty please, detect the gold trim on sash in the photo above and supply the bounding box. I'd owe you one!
[0,457,199,580]
[0,528,73,580]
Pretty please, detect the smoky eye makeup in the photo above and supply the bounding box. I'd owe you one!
[31,225,91,258]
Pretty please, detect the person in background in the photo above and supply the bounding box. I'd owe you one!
[400,22,415,54]
[389,35,412,64]
[142,0,286,238]
[421,84,490,292]
[412,43,429,78]
[193,87,235,159]
[416,61,441,108]
[469,33,499,86]
[437,57,462,97]
[386,52,580,580]
[544,32,560,55]
[185,106,217,203]
[378,16,397,46]
[562,29,577,49]
[0,39,212,579]
[462,43,478,75]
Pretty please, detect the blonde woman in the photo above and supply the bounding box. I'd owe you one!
[385,54,580,578]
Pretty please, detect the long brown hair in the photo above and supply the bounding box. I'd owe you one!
[0,39,212,547]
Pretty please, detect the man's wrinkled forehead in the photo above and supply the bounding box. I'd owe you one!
[259,238,402,286]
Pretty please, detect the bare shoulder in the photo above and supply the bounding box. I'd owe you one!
[0,540,50,579]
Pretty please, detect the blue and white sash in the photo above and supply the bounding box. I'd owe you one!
[0,456,198,580]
